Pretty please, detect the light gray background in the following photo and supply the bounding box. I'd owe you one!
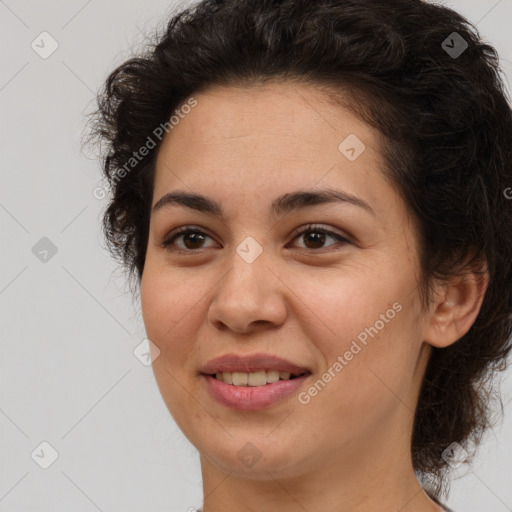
[1,1,511,511]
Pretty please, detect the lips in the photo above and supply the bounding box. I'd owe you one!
[199,353,311,376]
[199,353,312,410]
[202,373,310,410]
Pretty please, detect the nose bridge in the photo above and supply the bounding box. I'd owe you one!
[218,237,269,306]
[208,237,287,331]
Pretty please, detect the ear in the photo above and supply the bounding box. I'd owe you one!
[424,261,489,348]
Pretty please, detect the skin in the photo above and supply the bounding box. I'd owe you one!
[140,81,488,512]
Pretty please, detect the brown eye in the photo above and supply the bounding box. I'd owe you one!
[162,227,217,251]
[289,225,349,250]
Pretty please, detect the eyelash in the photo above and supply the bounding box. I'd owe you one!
[161,224,350,253]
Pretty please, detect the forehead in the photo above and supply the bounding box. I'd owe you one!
[151,82,406,228]
[156,83,380,177]
[158,81,377,159]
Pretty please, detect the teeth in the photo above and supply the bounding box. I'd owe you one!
[267,370,281,383]
[248,371,267,386]
[214,370,299,386]
[232,372,248,386]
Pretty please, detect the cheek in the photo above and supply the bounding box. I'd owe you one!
[296,269,419,402]
[140,267,200,419]
[140,266,189,348]
[140,262,214,367]
[294,266,404,344]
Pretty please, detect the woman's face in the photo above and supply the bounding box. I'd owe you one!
[140,82,433,480]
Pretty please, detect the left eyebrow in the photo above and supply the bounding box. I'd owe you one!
[152,188,376,218]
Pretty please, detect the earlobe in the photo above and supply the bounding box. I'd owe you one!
[424,265,489,349]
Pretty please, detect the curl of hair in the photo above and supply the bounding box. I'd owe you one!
[86,0,512,500]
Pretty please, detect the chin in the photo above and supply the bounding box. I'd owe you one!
[199,435,309,480]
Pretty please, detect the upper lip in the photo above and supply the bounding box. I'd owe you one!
[199,353,311,375]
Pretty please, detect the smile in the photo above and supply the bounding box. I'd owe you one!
[202,372,311,410]
[212,370,306,386]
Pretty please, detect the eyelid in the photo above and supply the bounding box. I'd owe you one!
[162,224,218,246]
[288,223,351,244]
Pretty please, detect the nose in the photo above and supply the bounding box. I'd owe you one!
[207,251,288,334]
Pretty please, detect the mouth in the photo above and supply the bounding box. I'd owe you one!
[201,371,311,410]
[199,352,311,378]
[198,353,312,409]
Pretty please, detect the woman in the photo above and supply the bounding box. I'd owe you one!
[87,0,512,510]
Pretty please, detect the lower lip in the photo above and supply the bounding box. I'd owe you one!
[202,373,310,411]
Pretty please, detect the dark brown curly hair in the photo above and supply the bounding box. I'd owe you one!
[85,0,512,501]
